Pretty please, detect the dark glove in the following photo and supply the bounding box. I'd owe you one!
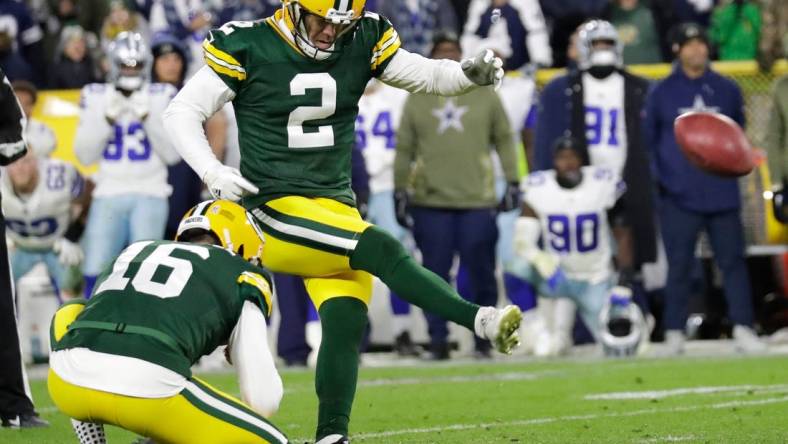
[497,182,521,212]
[394,189,412,229]
[355,188,369,220]
[773,182,788,224]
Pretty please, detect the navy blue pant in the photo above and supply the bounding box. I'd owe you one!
[660,198,754,330]
[274,274,317,365]
[411,207,499,350]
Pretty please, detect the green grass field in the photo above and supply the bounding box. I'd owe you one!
[4,354,788,443]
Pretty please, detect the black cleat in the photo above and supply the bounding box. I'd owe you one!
[1,413,50,428]
[394,331,420,357]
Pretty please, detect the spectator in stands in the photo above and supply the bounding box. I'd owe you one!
[603,0,677,63]
[672,0,718,27]
[378,0,458,56]
[0,0,45,85]
[74,32,180,297]
[147,0,213,78]
[765,72,788,223]
[11,80,56,157]
[215,0,279,24]
[461,0,551,70]
[756,0,788,70]
[540,0,607,67]
[709,0,761,60]
[643,23,765,354]
[100,0,149,49]
[394,32,518,359]
[50,25,100,89]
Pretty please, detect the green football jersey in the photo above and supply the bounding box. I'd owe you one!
[53,240,273,378]
[203,12,401,208]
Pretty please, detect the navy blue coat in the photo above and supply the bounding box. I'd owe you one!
[643,64,745,213]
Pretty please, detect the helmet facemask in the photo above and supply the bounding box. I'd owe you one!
[284,0,362,61]
[108,32,150,92]
[577,20,623,73]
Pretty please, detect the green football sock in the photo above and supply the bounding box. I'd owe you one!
[315,297,368,440]
[350,226,478,330]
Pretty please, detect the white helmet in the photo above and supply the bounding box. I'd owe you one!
[598,289,648,357]
[577,20,623,70]
[107,31,150,92]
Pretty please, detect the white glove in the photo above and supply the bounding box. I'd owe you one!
[104,89,126,124]
[203,165,259,202]
[128,90,149,121]
[53,238,83,266]
[461,49,504,89]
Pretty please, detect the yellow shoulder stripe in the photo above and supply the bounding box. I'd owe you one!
[373,27,396,53]
[371,37,401,71]
[205,58,246,80]
[237,271,273,317]
[203,40,243,67]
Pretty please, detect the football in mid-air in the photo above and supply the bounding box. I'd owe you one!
[673,111,755,177]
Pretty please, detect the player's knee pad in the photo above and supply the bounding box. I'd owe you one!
[349,226,409,278]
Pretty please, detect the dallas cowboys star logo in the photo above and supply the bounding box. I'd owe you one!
[432,98,468,134]
[678,94,720,114]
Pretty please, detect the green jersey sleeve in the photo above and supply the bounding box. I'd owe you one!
[203,21,256,92]
[237,265,274,319]
[365,12,402,78]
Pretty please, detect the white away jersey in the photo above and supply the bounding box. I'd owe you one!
[356,81,408,193]
[2,158,82,250]
[73,83,179,198]
[523,166,622,283]
[582,72,627,177]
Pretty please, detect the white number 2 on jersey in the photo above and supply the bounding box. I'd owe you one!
[287,73,337,149]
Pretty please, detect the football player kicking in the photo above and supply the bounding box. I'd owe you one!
[506,136,635,346]
[47,200,288,444]
[163,1,522,442]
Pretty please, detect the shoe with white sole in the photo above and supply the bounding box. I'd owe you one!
[733,325,767,353]
[664,330,686,356]
[316,434,348,444]
[475,305,523,354]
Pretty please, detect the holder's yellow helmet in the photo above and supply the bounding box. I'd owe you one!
[176,200,264,264]
[282,0,366,60]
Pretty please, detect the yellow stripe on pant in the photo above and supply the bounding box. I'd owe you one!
[252,196,373,309]
[47,370,288,443]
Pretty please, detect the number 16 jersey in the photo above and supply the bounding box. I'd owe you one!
[203,11,402,208]
[522,166,622,283]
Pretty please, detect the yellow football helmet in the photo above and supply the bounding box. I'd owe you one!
[176,200,265,264]
[282,0,366,60]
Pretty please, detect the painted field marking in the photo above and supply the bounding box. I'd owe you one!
[585,384,788,401]
[340,395,788,441]
[638,435,698,443]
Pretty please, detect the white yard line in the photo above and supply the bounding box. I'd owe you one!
[585,384,788,400]
[338,395,788,441]
[638,435,698,443]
